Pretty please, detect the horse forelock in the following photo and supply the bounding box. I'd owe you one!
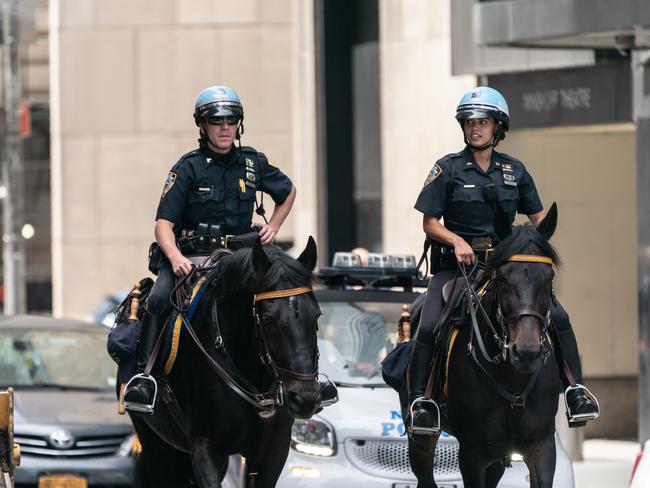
[207,245,313,299]
[488,224,560,270]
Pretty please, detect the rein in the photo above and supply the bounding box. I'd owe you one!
[161,253,317,419]
[459,253,554,408]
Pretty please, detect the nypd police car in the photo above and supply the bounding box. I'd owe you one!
[271,252,575,487]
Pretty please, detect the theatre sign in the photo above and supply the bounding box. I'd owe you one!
[488,63,632,128]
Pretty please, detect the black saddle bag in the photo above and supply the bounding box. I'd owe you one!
[107,277,154,384]
[381,340,414,407]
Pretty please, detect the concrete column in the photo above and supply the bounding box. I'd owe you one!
[633,49,650,445]
[290,0,320,258]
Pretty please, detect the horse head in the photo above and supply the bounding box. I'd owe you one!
[491,203,559,374]
[250,236,321,419]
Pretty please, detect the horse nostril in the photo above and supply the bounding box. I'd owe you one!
[288,391,305,408]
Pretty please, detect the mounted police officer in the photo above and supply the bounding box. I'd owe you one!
[124,86,297,412]
[408,86,600,433]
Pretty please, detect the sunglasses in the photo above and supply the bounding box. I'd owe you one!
[207,115,240,126]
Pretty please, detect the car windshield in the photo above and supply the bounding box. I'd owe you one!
[318,300,407,386]
[0,328,117,390]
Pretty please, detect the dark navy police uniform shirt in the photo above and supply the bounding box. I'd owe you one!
[156,144,293,235]
[414,147,542,241]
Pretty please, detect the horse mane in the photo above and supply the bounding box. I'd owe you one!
[488,223,560,269]
[207,245,312,299]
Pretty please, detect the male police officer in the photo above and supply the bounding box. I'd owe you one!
[124,86,296,412]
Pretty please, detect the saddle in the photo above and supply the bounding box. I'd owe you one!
[428,270,490,404]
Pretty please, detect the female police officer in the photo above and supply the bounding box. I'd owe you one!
[407,86,599,433]
[124,86,296,412]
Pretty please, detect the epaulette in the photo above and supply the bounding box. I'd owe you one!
[240,146,259,154]
[436,150,465,168]
[177,149,200,163]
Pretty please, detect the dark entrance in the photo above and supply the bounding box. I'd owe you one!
[315,0,382,262]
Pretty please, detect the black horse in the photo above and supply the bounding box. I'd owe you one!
[406,204,562,488]
[129,238,321,488]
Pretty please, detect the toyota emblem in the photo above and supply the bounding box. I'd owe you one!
[49,430,74,449]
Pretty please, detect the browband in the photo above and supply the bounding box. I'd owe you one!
[506,255,554,265]
[253,286,313,303]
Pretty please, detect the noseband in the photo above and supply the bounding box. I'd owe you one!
[253,286,319,382]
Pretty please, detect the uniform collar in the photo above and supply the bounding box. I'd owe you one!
[199,141,237,166]
[462,146,503,173]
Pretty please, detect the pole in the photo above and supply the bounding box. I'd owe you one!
[1,0,26,315]
[633,49,650,445]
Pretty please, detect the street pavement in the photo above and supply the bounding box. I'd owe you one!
[573,439,639,488]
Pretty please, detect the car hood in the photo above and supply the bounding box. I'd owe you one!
[316,385,454,442]
[13,389,130,427]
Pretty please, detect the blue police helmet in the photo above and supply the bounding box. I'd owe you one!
[455,86,510,139]
[193,85,244,125]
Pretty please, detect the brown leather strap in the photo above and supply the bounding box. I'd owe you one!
[506,254,554,265]
[424,350,439,400]
[562,359,577,387]
[505,308,546,324]
[276,365,318,382]
[181,314,278,411]
[143,315,172,377]
[254,286,313,303]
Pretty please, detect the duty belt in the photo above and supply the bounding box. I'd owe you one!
[441,237,495,263]
[177,228,259,254]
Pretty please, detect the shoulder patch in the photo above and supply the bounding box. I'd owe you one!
[423,163,443,187]
[162,172,177,198]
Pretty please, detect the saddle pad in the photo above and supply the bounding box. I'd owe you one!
[162,276,208,375]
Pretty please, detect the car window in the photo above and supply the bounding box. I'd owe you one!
[318,301,405,386]
[0,329,117,389]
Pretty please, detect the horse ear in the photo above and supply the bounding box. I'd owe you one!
[251,238,272,275]
[536,202,558,240]
[493,204,512,240]
[297,236,318,271]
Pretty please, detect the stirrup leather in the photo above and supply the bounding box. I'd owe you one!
[564,384,600,423]
[408,397,441,435]
[124,373,158,415]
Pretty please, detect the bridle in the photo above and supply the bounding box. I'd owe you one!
[460,253,554,408]
[495,254,553,345]
[168,258,319,419]
[253,286,319,382]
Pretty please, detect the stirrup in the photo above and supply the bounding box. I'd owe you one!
[319,374,339,408]
[124,373,158,415]
[408,397,441,436]
[564,384,600,423]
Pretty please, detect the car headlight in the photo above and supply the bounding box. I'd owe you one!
[117,434,142,457]
[291,417,336,457]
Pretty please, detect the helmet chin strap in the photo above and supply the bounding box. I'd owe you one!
[463,134,499,152]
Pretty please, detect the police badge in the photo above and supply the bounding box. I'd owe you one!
[423,163,443,187]
[162,172,177,197]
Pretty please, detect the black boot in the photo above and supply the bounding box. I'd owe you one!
[557,328,600,427]
[406,340,440,435]
[124,311,163,414]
